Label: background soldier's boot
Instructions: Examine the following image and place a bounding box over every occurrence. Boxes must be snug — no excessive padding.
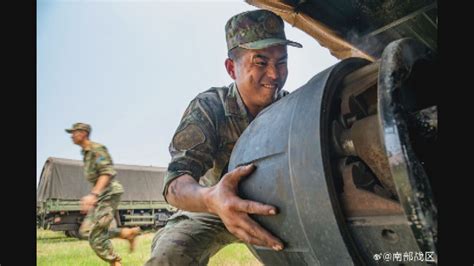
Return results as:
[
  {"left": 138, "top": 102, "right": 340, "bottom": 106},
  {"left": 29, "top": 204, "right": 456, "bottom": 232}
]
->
[{"left": 119, "top": 226, "right": 141, "bottom": 252}]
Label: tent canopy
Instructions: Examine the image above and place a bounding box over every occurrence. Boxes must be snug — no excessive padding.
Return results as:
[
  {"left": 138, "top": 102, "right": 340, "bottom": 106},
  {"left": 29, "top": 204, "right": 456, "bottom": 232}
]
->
[{"left": 37, "top": 157, "right": 167, "bottom": 203}]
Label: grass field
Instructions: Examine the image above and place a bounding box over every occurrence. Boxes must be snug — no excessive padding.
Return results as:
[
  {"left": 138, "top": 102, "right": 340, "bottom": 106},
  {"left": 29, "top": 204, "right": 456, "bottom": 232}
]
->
[{"left": 37, "top": 229, "right": 262, "bottom": 265}]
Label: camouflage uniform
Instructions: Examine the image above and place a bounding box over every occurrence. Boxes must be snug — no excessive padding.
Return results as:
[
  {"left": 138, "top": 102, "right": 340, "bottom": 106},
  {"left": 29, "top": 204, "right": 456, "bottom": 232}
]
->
[
  {"left": 145, "top": 9, "right": 301, "bottom": 266},
  {"left": 146, "top": 83, "right": 288, "bottom": 266},
  {"left": 78, "top": 140, "right": 124, "bottom": 263}
]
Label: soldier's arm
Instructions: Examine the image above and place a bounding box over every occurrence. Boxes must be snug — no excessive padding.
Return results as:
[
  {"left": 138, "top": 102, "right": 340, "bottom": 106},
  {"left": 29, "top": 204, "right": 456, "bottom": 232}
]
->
[
  {"left": 81, "top": 148, "right": 116, "bottom": 212},
  {"left": 91, "top": 174, "right": 112, "bottom": 195},
  {"left": 164, "top": 98, "right": 283, "bottom": 250},
  {"left": 80, "top": 175, "right": 110, "bottom": 213},
  {"left": 166, "top": 166, "right": 283, "bottom": 251},
  {"left": 91, "top": 147, "right": 116, "bottom": 195}
]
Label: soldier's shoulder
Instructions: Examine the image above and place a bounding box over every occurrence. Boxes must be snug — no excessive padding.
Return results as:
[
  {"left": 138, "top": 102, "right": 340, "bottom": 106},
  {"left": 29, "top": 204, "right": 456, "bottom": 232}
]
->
[
  {"left": 196, "top": 86, "right": 229, "bottom": 103},
  {"left": 188, "top": 86, "right": 230, "bottom": 114},
  {"left": 90, "top": 141, "right": 107, "bottom": 151}
]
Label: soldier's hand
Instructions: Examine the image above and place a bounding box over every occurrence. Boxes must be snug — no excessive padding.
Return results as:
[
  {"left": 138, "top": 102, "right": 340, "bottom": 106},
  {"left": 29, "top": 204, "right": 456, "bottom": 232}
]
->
[
  {"left": 205, "top": 164, "right": 284, "bottom": 251},
  {"left": 80, "top": 194, "right": 98, "bottom": 214}
]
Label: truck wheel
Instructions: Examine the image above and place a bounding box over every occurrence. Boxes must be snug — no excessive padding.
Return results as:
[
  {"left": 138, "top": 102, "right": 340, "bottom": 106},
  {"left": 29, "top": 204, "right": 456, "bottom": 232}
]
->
[{"left": 66, "top": 229, "right": 80, "bottom": 239}]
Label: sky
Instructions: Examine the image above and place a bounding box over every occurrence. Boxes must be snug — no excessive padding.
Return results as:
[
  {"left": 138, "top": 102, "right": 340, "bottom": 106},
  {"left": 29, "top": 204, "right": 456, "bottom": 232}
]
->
[{"left": 37, "top": 0, "right": 339, "bottom": 186}]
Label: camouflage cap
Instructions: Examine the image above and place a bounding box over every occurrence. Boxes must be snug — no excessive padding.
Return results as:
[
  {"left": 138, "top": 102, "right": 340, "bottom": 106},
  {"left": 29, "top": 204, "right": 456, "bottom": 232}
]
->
[
  {"left": 225, "top": 9, "right": 302, "bottom": 51},
  {"left": 65, "top": 122, "right": 91, "bottom": 134}
]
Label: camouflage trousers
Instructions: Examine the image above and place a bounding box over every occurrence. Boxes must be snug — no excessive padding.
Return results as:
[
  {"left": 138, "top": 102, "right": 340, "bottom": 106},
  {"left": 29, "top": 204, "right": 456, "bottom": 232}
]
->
[
  {"left": 79, "top": 193, "right": 123, "bottom": 263},
  {"left": 144, "top": 210, "right": 259, "bottom": 266}
]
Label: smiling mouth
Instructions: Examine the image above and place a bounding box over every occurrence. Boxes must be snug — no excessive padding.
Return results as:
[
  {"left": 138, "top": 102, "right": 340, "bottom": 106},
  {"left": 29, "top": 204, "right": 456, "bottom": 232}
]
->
[{"left": 262, "top": 84, "right": 278, "bottom": 90}]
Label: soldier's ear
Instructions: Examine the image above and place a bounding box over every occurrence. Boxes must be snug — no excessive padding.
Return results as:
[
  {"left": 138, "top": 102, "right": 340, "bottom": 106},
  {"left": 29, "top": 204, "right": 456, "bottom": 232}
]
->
[{"left": 225, "top": 58, "right": 236, "bottom": 80}]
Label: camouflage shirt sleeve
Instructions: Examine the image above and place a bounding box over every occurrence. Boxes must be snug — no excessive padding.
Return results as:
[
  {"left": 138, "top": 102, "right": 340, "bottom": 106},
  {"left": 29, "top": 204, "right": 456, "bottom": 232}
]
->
[
  {"left": 163, "top": 97, "right": 218, "bottom": 199},
  {"left": 93, "top": 146, "right": 117, "bottom": 177}
]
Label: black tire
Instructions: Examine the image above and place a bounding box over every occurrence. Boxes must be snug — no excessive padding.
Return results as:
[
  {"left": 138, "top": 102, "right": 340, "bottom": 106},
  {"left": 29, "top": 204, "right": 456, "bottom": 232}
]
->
[{"left": 66, "top": 229, "right": 81, "bottom": 239}]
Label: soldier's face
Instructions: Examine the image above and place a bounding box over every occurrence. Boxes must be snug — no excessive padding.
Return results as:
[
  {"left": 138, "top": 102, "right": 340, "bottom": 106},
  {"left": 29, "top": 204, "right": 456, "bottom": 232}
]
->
[
  {"left": 232, "top": 45, "right": 288, "bottom": 111},
  {"left": 71, "top": 130, "right": 87, "bottom": 145}
]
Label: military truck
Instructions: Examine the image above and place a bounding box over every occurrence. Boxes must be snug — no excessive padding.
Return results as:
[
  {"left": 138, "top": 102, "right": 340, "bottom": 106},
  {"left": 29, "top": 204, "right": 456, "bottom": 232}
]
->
[{"left": 37, "top": 157, "right": 175, "bottom": 238}]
